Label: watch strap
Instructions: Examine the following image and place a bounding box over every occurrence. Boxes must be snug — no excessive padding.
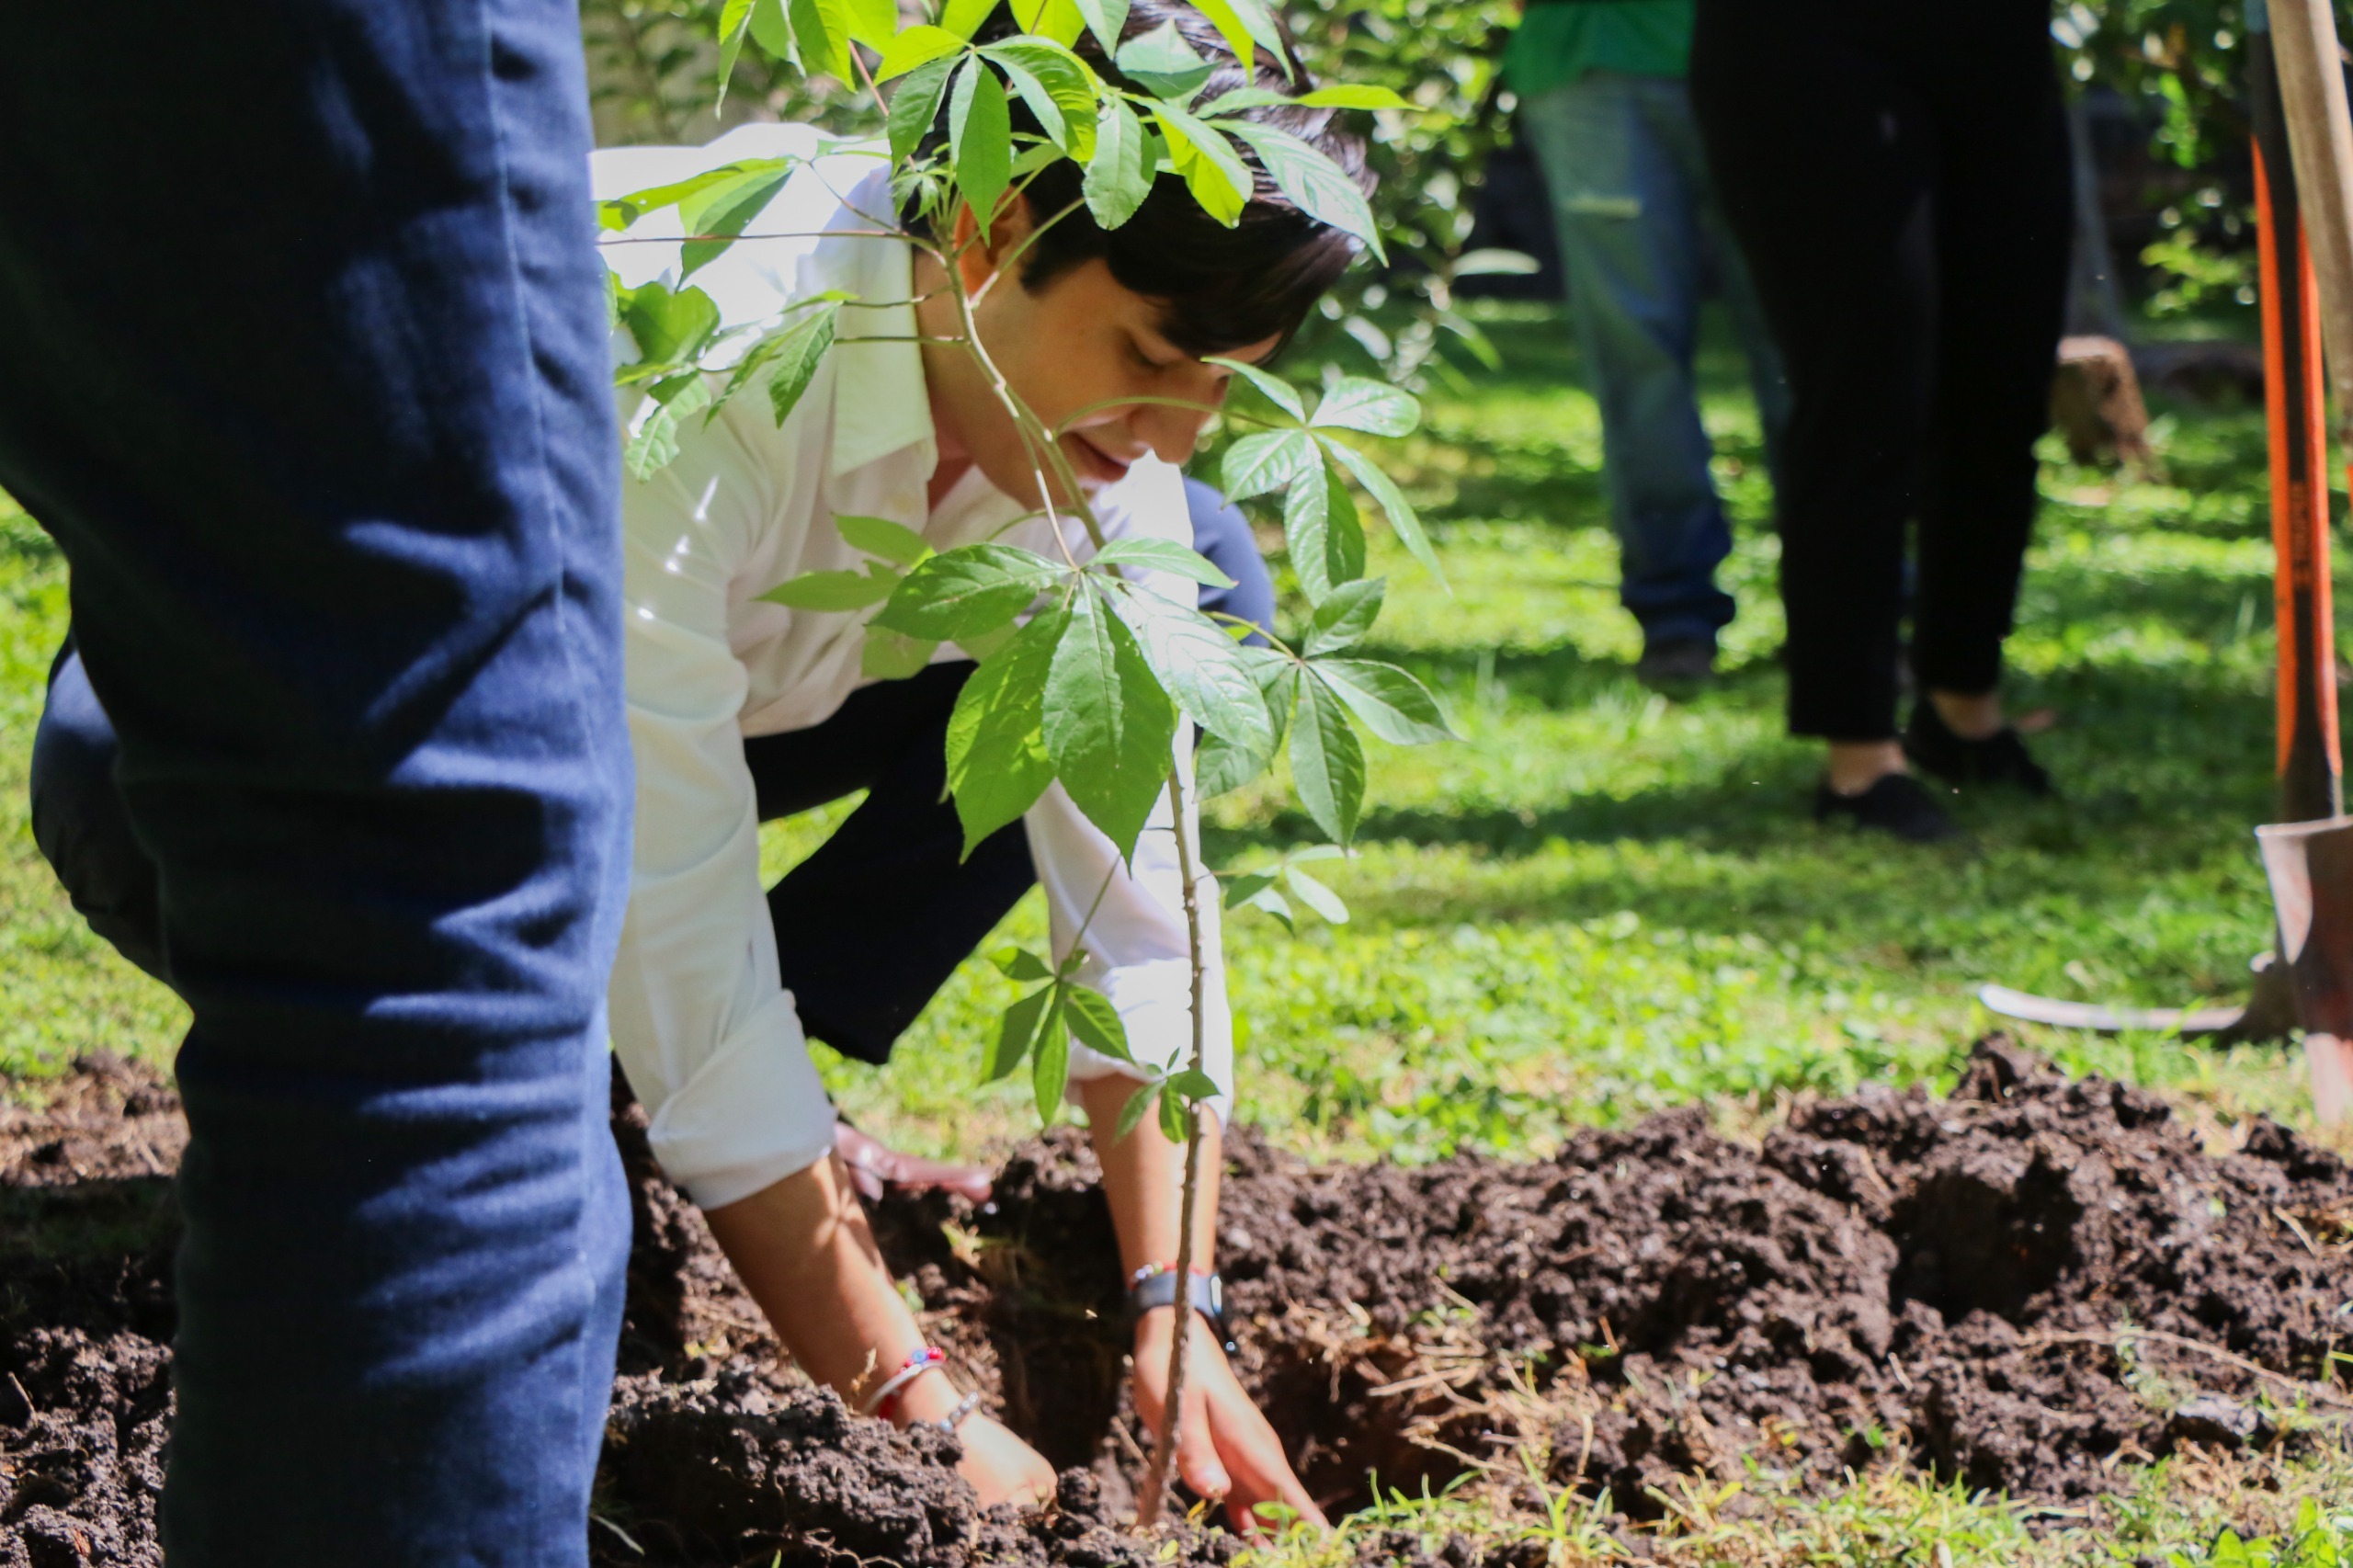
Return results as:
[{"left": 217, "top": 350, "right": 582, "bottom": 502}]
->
[{"left": 1127, "top": 1267, "right": 1236, "bottom": 1354}]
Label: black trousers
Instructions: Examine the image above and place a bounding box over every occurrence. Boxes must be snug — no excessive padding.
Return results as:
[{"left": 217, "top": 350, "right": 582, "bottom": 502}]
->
[
  {"left": 1689, "top": 0, "right": 2072, "bottom": 741},
  {"left": 32, "top": 477, "right": 1277, "bottom": 1071}
]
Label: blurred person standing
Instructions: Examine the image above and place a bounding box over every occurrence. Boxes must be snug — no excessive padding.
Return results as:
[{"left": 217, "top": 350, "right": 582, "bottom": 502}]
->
[
  {"left": 1506, "top": 0, "right": 1790, "bottom": 692},
  {"left": 0, "top": 1, "right": 632, "bottom": 1561},
  {"left": 1689, "top": 0, "right": 2070, "bottom": 841}
]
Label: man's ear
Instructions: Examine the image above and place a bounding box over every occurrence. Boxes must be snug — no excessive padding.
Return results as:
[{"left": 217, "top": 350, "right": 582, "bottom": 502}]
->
[{"left": 952, "top": 191, "right": 1035, "bottom": 294}]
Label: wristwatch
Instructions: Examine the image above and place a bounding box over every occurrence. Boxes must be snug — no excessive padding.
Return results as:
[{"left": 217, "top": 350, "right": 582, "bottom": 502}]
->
[{"left": 1126, "top": 1266, "right": 1237, "bottom": 1355}]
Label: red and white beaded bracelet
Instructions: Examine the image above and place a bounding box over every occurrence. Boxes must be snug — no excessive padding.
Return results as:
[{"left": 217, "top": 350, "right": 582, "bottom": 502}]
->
[{"left": 860, "top": 1345, "right": 946, "bottom": 1421}]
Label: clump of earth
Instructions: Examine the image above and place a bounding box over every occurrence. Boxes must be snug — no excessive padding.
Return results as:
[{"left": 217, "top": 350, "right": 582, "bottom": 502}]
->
[{"left": 6, "top": 1039, "right": 2350, "bottom": 1567}]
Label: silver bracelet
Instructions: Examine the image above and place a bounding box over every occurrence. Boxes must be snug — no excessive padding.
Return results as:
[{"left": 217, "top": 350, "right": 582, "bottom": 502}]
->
[{"left": 925, "top": 1390, "right": 983, "bottom": 1435}]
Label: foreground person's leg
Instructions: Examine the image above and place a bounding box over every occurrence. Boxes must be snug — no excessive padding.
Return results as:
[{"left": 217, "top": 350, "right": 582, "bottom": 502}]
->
[{"left": 0, "top": 2, "right": 631, "bottom": 1562}]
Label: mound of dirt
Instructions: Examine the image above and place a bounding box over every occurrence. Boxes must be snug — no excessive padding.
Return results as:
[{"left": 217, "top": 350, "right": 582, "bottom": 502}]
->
[
  {"left": 6, "top": 1039, "right": 2352, "bottom": 1567},
  {"left": 872, "top": 1036, "right": 2353, "bottom": 1514}
]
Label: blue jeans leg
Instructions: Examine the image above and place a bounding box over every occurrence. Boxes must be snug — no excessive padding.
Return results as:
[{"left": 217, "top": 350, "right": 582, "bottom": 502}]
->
[
  {"left": 0, "top": 2, "right": 631, "bottom": 1562},
  {"left": 1521, "top": 74, "right": 1743, "bottom": 650}
]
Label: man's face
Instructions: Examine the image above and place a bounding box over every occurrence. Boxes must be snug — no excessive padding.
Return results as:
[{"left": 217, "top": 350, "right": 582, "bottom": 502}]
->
[{"left": 929, "top": 203, "right": 1283, "bottom": 510}]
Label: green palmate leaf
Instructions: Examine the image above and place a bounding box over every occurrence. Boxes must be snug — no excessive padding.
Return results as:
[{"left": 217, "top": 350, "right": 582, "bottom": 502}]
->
[
  {"left": 716, "top": 0, "right": 757, "bottom": 108},
  {"left": 1282, "top": 455, "right": 1365, "bottom": 605},
  {"left": 1299, "top": 83, "right": 1407, "bottom": 109},
  {"left": 1304, "top": 575, "right": 1383, "bottom": 654},
  {"left": 758, "top": 565, "right": 899, "bottom": 609},
  {"left": 1195, "top": 729, "right": 1264, "bottom": 798},
  {"left": 1009, "top": 0, "right": 1086, "bottom": 45},
  {"left": 677, "top": 161, "right": 797, "bottom": 277},
  {"left": 1324, "top": 437, "right": 1445, "bottom": 587},
  {"left": 1194, "top": 656, "right": 1292, "bottom": 797},
  {"left": 1063, "top": 983, "right": 1132, "bottom": 1063},
  {"left": 988, "top": 983, "right": 1054, "bottom": 1080},
  {"left": 765, "top": 301, "right": 841, "bottom": 426},
  {"left": 944, "top": 602, "right": 1065, "bottom": 853},
  {"left": 949, "top": 61, "right": 1014, "bottom": 233},
  {"left": 1113, "top": 593, "right": 1275, "bottom": 756},
  {"left": 623, "top": 376, "right": 712, "bottom": 479},
  {"left": 983, "top": 40, "right": 1098, "bottom": 159},
  {"left": 1115, "top": 1078, "right": 1165, "bottom": 1142},
  {"left": 1092, "top": 538, "right": 1233, "bottom": 586},
  {"left": 873, "top": 541, "right": 1062, "bottom": 640},
  {"left": 1158, "top": 1082, "right": 1188, "bottom": 1142},
  {"left": 617, "top": 279, "right": 721, "bottom": 369},
  {"left": 1204, "top": 355, "right": 1304, "bottom": 423},
  {"left": 625, "top": 403, "right": 684, "bottom": 480},
  {"left": 1229, "top": 875, "right": 1294, "bottom": 930},
  {"left": 992, "top": 945, "right": 1055, "bottom": 982},
  {"left": 1310, "top": 375, "right": 1421, "bottom": 438},
  {"left": 942, "top": 0, "right": 998, "bottom": 38},
  {"left": 1043, "top": 587, "right": 1178, "bottom": 856},
  {"left": 1114, "top": 19, "right": 1212, "bottom": 99},
  {"left": 749, "top": 0, "right": 793, "bottom": 57},
  {"left": 1283, "top": 864, "right": 1347, "bottom": 923},
  {"left": 1152, "top": 104, "right": 1250, "bottom": 226},
  {"left": 1222, "top": 869, "right": 1277, "bottom": 905},
  {"left": 788, "top": 0, "right": 850, "bottom": 80},
  {"left": 1031, "top": 992, "right": 1070, "bottom": 1122},
  {"left": 1221, "top": 122, "right": 1383, "bottom": 262},
  {"left": 1188, "top": 0, "right": 1287, "bottom": 77},
  {"left": 835, "top": 514, "right": 931, "bottom": 564},
  {"left": 1069, "top": 0, "right": 1130, "bottom": 56},
  {"left": 878, "top": 23, "right": 966, "bottom": 80},
  {"left": 1084, "top": 97, "right": 1151, "bottom": 229},
  {"left": 888, "top": 53, "right": 959, "bottom": 161},
  {"left": 842, "top": 0, "right": 895, "bottom": 47},
  {"left": 1289, "top": 671, "right": 1365, "bottom": 845},
  {"left": 860, "top": 624, "right": 938, "bottom": 679},
  {"left": 1165, "top": 1069, "right": 1220, "bottom": 1101},
  {"left": 1312, "top": 658, "right": 1455, "bottom": 744},
  {"left": 1220, "top": 428, "right": 1315, "bottom": 499},
  {"left": 710, "top": 300, "right": 835, "bottom": 420}
]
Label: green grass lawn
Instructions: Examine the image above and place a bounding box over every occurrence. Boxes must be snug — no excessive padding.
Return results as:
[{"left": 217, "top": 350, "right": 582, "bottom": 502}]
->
[{"left": 5, "top": 301, "right": 2349, "bottom": 1552}]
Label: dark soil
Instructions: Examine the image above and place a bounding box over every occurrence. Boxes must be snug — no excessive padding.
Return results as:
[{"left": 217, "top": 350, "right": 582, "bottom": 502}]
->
[{"left": 7, "top": 1038, "right": 2353, "bottom": 1566}]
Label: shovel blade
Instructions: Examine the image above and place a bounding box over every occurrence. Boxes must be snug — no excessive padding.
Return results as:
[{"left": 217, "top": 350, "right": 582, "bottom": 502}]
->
[{"left": 2254, "top": 814, "right": 2353, "bottom": 1036}]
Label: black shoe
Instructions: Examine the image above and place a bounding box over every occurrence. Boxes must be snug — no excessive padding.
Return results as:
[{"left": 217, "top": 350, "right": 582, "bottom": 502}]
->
[
  {"left": 1635, "top": 636, "right": 1716, "bottom": 695},
  {"left": 1813, "top": 773, "right": 1964, "bottom": 843},
  {"left": 1903, "top": 701, "right": 2054, "bottom": 796}
]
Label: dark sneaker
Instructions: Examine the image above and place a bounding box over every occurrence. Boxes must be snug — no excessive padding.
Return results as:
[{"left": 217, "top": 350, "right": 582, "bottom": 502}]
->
[
  {"left": 1813, "top": 773, "right": 1964, "bottom": 843},
  {"left": 1635, "top": 637, "right": 1716, "bottom": 695},
  {"left": 1903, "top": 701, "right": 2054, "bottom": 797}
]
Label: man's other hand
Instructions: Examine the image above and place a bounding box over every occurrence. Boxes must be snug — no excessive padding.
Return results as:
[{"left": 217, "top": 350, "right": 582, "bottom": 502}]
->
[
  {"left": 834, "top": 1119, "right": 993, "bottom": 1204},
  {"left": 1130, "top": 1311, "right": 1326, "bottom": 1536}
]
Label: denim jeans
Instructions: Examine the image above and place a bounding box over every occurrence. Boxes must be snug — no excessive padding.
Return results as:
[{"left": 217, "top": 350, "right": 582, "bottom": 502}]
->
[
  {"left": 0, "top": 2, "right": 631, "bottom": 1562},
  {"left": 1518, "top": 73, "right": 1791, "bottom": 651}
]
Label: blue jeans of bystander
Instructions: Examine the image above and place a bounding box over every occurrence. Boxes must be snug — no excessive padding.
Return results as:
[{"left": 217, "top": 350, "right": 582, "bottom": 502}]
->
[
  {"left": 1518, "top": 73, "right": 1791, "bottom": 652},
  {"left": 0, "top": 1, "right": 632, "bottom": 1562}
]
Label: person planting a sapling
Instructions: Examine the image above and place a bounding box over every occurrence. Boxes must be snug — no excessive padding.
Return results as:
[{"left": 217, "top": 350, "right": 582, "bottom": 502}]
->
[{"left": 596, "top": 1, "right": 1362, "bottom": 1529}]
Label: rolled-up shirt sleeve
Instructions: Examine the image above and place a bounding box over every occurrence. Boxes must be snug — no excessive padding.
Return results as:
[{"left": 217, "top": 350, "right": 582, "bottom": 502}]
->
[{"left": 607, "top": 411, "right": 837, "bottom": 1210}]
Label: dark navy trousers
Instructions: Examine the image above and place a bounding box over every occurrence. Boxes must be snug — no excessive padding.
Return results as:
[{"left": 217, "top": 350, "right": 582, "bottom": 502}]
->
[
  {"left": 2, "top": 2, "right": 632, "bottom": 1562},
  {"left": 37, "top": 481, "right": 1273, "bottom": 1078}
]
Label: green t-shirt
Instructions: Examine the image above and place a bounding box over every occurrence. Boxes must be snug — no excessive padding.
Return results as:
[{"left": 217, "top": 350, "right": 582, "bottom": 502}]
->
[{"left": 1501, "top": 0, "right": 1695, "bottom": 99}]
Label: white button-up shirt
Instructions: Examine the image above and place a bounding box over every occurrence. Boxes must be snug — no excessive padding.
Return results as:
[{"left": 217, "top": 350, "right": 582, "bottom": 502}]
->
[{"left": 596, "top": 128, "right": 1233, "bottom": 1209}]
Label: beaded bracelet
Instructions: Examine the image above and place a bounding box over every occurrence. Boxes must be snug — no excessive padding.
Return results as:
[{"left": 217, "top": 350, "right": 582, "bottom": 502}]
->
[{"left": 861, "top": 1345, "right": 946, "bottom": 1420}]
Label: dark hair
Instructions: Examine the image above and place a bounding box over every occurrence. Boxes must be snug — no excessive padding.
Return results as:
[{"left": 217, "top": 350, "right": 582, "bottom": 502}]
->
[{"left": 943, "top": 0, "right": 1371, "bottom": 356}]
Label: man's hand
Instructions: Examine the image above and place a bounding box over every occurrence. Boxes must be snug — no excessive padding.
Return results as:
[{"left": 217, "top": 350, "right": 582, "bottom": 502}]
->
[
  {"left": 1130, "top": 1311, "right": 1325, "bottom": 1536},
  {"left": 833, "top": 1119, "right": 993, "bottom": 1203},
  {"left": 949, "top": 1411, "right": 1058, "bottom": 1509}
]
